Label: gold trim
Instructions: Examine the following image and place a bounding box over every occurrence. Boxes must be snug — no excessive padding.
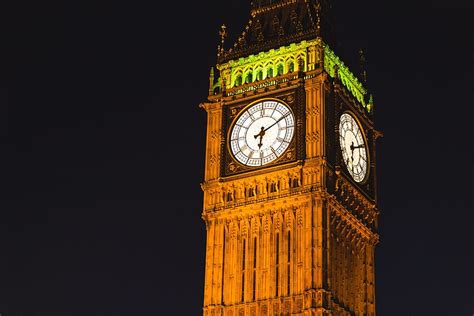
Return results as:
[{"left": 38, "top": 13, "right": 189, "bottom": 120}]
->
[
  {"left": 339, "top": 111, "right": 370, "bottom": 184},
  {"left": 226, "top": 97, "right": 296, "bottom": 170}
]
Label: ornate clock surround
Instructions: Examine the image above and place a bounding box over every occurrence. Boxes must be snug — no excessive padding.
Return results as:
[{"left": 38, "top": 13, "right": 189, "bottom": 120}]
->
[
  {"left": 221, "top": 87, "right": 306, "bottom": 177},
  {"left": 333, "top": 88, "right": 376, "bottom": 200}
]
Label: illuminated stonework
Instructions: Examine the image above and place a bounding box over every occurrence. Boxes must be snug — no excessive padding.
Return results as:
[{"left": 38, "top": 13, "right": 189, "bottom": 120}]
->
[
  {"left": 201, "top": 1, "right": 380, "bottom": 315},
  {"left": 323, "top": 46, "right": 368, "bottom": 108},
  {"left": 212, "top": 40, "right": 370, "bottom": 113}
]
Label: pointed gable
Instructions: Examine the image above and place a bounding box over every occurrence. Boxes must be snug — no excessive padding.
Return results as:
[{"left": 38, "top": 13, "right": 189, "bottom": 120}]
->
[{"left": 218, "top": 0, "right": 334, "bottom": 63}]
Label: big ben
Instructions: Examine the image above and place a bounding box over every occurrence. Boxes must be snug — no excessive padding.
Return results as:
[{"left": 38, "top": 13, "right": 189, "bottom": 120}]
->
[{"left": 200, "top": 1, "right": 380, "bottom": 315}]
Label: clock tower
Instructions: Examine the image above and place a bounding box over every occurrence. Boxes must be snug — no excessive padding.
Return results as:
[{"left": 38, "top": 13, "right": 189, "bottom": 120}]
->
[{"left": 200, "top": 1, "right": 380, "bottom": 315}]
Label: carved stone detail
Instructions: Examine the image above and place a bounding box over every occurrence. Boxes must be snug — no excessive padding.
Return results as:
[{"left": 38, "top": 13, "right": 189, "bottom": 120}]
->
[
  {"left": 305, "top": 131, "right": 320, "bottom": 143},
  {"left": 306, "top": 104, "right": 320, "bottom": 118}
]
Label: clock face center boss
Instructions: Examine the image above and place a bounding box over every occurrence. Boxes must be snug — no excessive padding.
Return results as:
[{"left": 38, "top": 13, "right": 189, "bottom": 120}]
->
[{"left": 229, "top": 99, "right": 295, "bottom": 167}]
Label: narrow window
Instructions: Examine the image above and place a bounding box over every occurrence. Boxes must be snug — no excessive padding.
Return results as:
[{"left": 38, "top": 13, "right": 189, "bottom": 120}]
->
[
  {"left": 248, "top": 187, "right": 255, "bottom": 198},
  {"left": 291, "top": 178, "right": 299, "bottom": 188},
  {"left": 267, "top": 67, "right": 274, "bottom": 78},
  {"left": 277, "top": 64, "right": 284, "bottom": 76},
  {"left": 275, "top": 232, "right": 279, "bottom": 297},
  {"left": 242, "top": 239, "right": 246, "bottom": 302},
  {"left": 288, "top": 62, "right": 295, "bottom": 73},
  {"left": 256, "top": 70, "right": 263, "bottom": 81},
  {"left": 287, "top": 231, "right": 291, "bottom": 295},
  {"left": 252, "top": 237, "right": 257, "bottom": 301},
  {"left": 270, "top": 182, "right": 277, "bottom": 193},
  {"left": 245, "top": 72, "right": 252, "bottom": 84},
  {"left": 235, "top": 75, "right": 242, "bottom": 86}
]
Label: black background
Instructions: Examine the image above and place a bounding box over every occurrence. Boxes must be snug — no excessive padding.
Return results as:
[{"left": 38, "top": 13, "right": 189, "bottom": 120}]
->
[{"left": 0, "top": 0, "right": 472, "bottom": 315}]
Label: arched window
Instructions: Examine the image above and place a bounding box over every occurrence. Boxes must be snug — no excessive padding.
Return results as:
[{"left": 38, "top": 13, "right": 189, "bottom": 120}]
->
[
  {"left": 290, "top": 177, "right": 299, "bottom": 188},
  {"left": 256, "top": 70, "right": 263, "bottom": 81},
  {"left": 288, "top": 61, "right": 295, "bottom": 73},
  {"left": 277, "top": 64, "right": 284, "bottom": 76},
  {"left": 245, "top": 72, "right": 253, "bottom": 84},
  {"left": 269, "top": 182, "right": 277, "bottom": 193},
  {"left": 235, "top": 74, "right": 242, "bottom": 86},
  {"left": 267, "top": 67, "right": 274, "bottom": 78},
  {"left": 248, "top": 186, "right": 255, "bottom": 198}
]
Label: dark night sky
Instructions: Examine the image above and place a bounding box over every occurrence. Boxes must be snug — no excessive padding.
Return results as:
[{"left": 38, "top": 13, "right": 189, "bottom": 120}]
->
[{"left": 0, "top": 0, "right": 472, "bottom": 315}]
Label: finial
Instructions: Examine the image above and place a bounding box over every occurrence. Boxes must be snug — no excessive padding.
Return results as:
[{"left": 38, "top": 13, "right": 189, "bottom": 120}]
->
[
  {"left": 315, "top": 0, "right": 321, "bottom": 37},
  {"left": 219, "top": 24, "right": 227, "bottom": 55},
  {"left": 359, "top": 48, "right": 367, "bottom": 84},
  {"left": 367, "top": 94, "right": 374, "bottom": 113},
  {"left": 209, "top": 67, "right": 215, "bottom": 95}
]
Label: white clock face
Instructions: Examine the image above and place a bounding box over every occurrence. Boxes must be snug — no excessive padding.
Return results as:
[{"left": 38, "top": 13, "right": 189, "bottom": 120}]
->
[
  {"left": 229, "top": 100, "right": 295, "bottom": 167},
  {"left": 339, "top": 113, "right": 368, "bottom": 183}
]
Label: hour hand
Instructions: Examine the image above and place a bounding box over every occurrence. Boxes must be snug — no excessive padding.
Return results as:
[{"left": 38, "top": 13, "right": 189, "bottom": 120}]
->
[
  {"left": 353, "top": 144, "right": 365, "bottom": 149},
  {"left": 350, "top": 142, "right": 364, "bottom": 151},
  {"left": 254, "top": 127, "right": 265, "bottom": 148},
  {"left": 254, "top": 126, "right": 265, "bottom": 139}
]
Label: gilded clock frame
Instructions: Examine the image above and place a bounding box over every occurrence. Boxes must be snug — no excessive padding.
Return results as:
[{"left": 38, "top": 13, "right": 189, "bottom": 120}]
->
[
  {"left": 227, "top": 97, "right": 296, "bottom": 168},
  {"left": 339, "top": 110, "right": 371, "bottom": 185},
  {"left": 221, "top": 90, "right": 304, "bottom": 177}
]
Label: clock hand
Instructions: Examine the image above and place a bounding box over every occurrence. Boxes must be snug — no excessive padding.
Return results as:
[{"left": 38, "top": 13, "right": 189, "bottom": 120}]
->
[
  {"left": 350, "top": 142, "right": 355, "bottom": 161},
  {"left": 350, "top": 143, "right": 365, "bottom": 151},
  {"left": 262, "top": 112, "right": 290, "bottom": 133},
  {"left": 252, "top": 112, "right": 290, "bottom": 148},
  {"left": 254, "top": 126, "right": 265, "bottom": 149}
]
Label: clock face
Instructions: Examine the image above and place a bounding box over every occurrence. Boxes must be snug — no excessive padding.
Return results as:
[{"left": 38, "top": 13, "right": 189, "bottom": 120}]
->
[
  {"left": 339, "top": 113, "right": 368, "bottom": 183},
  {"left": 229, "top": 100, "right": 295, "bottom": 167}
]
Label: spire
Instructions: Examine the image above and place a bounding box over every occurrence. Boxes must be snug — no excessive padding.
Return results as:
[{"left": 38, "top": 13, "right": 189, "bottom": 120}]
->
[
  {"left": 218, "top": 0, "right": 335, "bottom": 63},
  {"left": 217, "top": 24, "right": 227, "bottom": 58},
  {"left": 208, "top": 67, "right": 215, "bottom": 95},
  {"left": 367, "top": 94, "right": 374, "bottom": 114},
  {"left": 315, "top": 0, "right": 321, "bottom": 38},
  {"left": 359, "top": 48, "right": 367, "bottom": 84}
]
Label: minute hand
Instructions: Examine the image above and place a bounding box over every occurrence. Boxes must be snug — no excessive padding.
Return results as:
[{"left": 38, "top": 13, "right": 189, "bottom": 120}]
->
[{"left": 263, "top": 113, "right": 290, "bottom": 133}]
